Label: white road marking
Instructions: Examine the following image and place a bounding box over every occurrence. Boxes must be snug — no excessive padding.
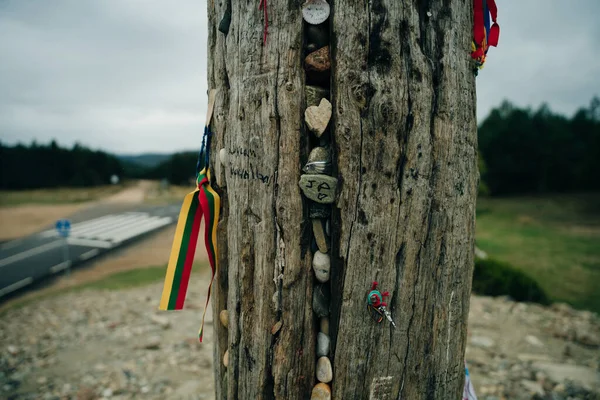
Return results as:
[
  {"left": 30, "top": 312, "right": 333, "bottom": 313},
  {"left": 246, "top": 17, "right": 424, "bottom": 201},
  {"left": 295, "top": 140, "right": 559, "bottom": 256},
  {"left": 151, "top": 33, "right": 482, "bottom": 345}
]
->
[
  {"left": 67, "top": 238, "right": 113, "bottom": 249},
  {"left": 79, "top": 249, "right": 100, "bottom": 261},
  {"left": 0, "top": 238, "right": 24, "bottom": 251},
  {"left": 49, "top": 261, "right": 72, "bottom": 273},
  {"left": 0, "top": 277, "right": 33, "bottom": 297},
  {"left": 0, "top": 241, "right": 63, "bottom": 268}
]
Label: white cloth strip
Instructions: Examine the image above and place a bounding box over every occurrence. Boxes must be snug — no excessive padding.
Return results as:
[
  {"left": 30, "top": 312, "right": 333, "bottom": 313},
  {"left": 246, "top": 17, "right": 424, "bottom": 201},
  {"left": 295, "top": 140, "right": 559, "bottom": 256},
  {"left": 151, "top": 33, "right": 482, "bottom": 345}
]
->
[
  {"left": 68, "top": 215, "right": 122, "bottom": 236},
  {"left": 110, "top": 217, "right": 173, "bottom": 244},
  {"left": 73, "top": 212, "right": 148, "bottom": 235},
  {"left": 81, "top": 215, "right": 148, "bottom": 240},
  {"left": 92, "top": 215, "right": 160, "bottom": 241}
]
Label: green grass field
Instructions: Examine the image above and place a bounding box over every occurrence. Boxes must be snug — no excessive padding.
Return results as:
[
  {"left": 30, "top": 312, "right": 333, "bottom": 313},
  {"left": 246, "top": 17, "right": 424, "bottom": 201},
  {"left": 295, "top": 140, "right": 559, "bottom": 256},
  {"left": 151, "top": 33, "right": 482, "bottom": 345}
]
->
[
  {"left": 0, "top": 184, "right": 129, "bottom": 206},
  {"left": 476, "top": 193, "right": 600, "bottom": 313}
]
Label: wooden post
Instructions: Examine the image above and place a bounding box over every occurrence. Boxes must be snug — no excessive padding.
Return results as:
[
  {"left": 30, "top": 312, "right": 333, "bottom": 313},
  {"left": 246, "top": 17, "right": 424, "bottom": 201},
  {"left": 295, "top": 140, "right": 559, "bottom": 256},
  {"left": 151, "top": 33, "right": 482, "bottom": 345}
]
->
[{"left": 208, "top": 0, "right": 478, "bottom": 398}]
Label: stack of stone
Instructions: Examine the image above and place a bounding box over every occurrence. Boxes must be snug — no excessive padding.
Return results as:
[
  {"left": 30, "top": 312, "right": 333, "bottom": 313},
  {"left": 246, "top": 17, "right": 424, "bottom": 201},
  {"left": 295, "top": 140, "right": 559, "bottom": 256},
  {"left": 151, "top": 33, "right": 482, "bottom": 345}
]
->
[{"left": 298, "top": 1, "right": 335, "bottom": 399}]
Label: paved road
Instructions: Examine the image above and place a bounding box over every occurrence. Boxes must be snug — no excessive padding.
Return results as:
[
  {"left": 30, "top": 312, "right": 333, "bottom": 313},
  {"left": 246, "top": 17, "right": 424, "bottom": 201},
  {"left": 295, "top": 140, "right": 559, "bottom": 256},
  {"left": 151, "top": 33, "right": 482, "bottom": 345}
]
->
[{"left": 0, "top": 203, "right": 182, "bottom": 299}]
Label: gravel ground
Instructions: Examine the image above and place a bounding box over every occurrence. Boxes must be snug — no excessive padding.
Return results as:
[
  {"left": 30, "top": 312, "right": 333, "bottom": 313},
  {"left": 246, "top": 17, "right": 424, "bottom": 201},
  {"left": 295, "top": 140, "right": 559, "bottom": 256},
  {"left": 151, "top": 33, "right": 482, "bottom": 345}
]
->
[{"left": 0, "top": 278, "right": 598, "bottom": 400}]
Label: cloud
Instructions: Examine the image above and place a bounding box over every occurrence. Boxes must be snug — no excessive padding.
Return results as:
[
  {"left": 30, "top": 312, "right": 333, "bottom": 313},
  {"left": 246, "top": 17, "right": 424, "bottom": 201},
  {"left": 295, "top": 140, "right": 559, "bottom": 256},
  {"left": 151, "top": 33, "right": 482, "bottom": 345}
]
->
[
  {"left": 0, "top": 0, "right": 598, "bottom": 153},
  {"left": 0, "top": 0, "right": 208, "bottom": 153},
  {"left": 476, "top": 0, "right": 600, "bottom": 119}
]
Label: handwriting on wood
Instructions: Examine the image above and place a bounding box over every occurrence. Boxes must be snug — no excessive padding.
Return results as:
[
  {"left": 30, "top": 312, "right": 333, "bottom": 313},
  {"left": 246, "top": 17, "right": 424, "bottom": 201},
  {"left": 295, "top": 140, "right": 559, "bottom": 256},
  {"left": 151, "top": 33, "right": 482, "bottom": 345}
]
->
[
  {"left": 228, "top": 146, "right": 257, "bottom": 158},
  {"left": 230, "top": 164, "right": 272, "bottom": 186},
  {"left": 227, "top": 145, "right": 272, "bottom": 186}
]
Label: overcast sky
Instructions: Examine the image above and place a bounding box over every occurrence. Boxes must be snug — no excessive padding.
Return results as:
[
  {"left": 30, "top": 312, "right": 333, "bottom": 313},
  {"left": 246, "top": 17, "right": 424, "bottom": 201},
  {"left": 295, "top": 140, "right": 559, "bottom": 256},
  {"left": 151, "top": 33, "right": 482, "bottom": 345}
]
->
[{"left": 0, "top": 0, "right": 598, "bottom": 154}]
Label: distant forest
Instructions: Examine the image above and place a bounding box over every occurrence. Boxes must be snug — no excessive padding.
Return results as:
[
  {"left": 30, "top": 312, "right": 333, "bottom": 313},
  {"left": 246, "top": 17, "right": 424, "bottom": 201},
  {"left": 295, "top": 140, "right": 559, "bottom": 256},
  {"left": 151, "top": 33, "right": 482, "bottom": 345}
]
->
[
  {"left": 0, "top": 141, "right": 198, "bottom": 189},
  {"left": 478, "top": 97, "right": 600, "bottom": 195},
  {"left": 1, "top": 97, "right": 599, "bottom": 195}
]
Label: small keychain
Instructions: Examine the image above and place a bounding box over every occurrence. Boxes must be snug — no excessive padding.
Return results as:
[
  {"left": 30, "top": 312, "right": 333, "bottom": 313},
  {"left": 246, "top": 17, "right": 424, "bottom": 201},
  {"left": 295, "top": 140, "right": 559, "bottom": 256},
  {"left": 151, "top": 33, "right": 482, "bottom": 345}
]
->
[{"left": 367, "top": 281, "right": 396, "bottom": 328}]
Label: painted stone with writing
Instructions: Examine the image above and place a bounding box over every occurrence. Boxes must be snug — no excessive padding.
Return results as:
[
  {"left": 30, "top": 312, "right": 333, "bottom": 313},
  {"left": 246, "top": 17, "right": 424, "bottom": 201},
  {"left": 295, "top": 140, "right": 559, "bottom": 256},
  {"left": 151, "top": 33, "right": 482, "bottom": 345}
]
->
[
  {"left": 312, "top": 250, "right": 330, "bottom": 282},
  {"left": 303, "top": 146, "right": 331, "bottom": 175},
  {"left": 305, "top": 46, "right": 331, "bottom": 73},
  {"left": 309, "top": 202, "right": 331, "bottom": 219},
  {"left": 311, "top": 383, "right": 331, "bottom": 400},
  {"left": 317, "top": 332, "right": 330, "bottom": 357},
  {"left": 313, "top": 283, "right": 330, "bottom": 317},
  {"left": 316, "top": 356, "right": 333, "bottom": 383},
  {"left": 306, "top": 85, "right": 329, "bottom": 108},
  {"left": 302, "top": 0, "right": 330, "bottom": 25},
  {"left": 299, "top": 174, "right": 337, "bottom": 204},
  {"left": 312, "top": 219, "right": 328, "bottom": 253},
  {"left": 305, "top": 99, "right": 332, "bottom": 138}
]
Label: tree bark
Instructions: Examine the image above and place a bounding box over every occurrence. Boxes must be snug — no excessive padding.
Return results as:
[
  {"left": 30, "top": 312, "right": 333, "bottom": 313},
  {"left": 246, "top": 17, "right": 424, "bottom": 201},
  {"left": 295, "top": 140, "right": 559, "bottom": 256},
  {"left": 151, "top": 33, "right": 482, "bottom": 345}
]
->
[{"left": 208, "top": 0, "right": 478, "bottom": 399}]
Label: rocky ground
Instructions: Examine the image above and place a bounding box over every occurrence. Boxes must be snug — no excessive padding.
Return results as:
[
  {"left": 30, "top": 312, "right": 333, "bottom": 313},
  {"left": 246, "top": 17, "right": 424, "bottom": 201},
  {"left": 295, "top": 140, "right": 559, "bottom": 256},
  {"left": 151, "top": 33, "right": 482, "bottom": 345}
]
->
[
  {"left": 1, "top": 277, "right": 598, "bottom": 400},
  {"left": 466, "top": 296, "right": 599, "bottom": 399}
]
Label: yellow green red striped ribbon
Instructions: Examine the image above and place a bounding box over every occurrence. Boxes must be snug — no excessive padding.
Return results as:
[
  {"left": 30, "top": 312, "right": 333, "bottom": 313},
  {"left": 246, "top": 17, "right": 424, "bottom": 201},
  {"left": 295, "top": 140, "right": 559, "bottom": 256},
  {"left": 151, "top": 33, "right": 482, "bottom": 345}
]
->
[{"left": 159, "top": 162, "right": 220, "bottom": 342}]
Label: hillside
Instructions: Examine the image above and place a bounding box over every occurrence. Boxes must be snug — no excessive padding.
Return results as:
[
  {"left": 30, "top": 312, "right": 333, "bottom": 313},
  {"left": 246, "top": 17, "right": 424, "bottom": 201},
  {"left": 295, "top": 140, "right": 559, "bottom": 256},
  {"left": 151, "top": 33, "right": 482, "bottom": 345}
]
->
[{"left": 116, "top": 154, "right": 172, "bottom": 169}]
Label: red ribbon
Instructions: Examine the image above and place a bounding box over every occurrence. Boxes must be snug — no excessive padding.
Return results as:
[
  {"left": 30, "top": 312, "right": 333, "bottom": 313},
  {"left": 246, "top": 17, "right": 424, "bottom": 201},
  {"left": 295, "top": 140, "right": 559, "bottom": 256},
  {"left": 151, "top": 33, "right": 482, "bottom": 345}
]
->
[
  {"left": 486, "top": 0, "right": 499, "bottom": 47},
  {"left": 259, "top": 0, "right": 268, "bottom": 44}
]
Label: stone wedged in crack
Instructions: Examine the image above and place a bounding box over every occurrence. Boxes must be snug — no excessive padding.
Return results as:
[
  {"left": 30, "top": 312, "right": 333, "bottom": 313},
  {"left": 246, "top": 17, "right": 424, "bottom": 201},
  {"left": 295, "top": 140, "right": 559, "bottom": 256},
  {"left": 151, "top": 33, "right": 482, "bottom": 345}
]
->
[
  {"left": 219, "top": 148, "right": 228, "bottom": 166},
  {"left": 309, "top": 202, "right": 331, "bottom": 219},
  {"left": 305, "top": 99, "right": 332, "bottom": 138},
  {"left": 312, "top": 219, "right": 328, "bottom": 253},
  {"left": 303, "top": 147, "right": 331, "bottom": 175},
  {"left": 316, "top": 356, "right": 333, "bottom": 383},
  {"left": 320, "top": 317, "right": 329, "bottom": 335},
  {"left": 311, "top": 383, "right": 331, "bottom": 400},
  {"left": 312, "top": 250, "right": 330, "bottom": 282},
  {"left": 317, "top": 332, "right": 330, "bottom": 357},
  {"left": 219, "top": 310, "right": 228, "bottom": 328},
  {"left": 299, "top": 174, "right": 338, "bottom": 204},
  {"left": 313, "top": 283, "right": 331, "bottom": 317},
  {"left": 305, "top": 46, "right": 331, "bottom": 72},
  {"left": 223, "top": 349, "right": 229, "bottom": 368}
]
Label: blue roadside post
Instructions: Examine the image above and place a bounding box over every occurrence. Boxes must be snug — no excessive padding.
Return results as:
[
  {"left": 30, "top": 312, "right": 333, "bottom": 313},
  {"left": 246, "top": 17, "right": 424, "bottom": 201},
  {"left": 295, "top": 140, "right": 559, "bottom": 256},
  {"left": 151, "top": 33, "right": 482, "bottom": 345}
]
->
[{"left": 55, "top": 219, "right": 71, "bottom": 276}]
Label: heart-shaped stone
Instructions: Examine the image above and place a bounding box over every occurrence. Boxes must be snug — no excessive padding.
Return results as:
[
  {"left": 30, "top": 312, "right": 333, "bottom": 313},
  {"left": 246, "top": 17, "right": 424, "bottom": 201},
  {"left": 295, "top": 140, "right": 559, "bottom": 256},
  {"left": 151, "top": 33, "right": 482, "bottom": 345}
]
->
[{"left": 305, "top": 98, "right": 332, "bottom": 137}]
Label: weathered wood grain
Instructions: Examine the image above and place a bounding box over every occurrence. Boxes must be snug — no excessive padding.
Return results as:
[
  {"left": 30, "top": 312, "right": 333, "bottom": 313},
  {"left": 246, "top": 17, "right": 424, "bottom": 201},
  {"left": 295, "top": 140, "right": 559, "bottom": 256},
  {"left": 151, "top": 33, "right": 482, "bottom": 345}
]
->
[
  {"left": 208, "top": 0, "right": 477, "bottom": 399},
  {"left": 330, "top": 0, "right": 477, "bottom": 399},
  {"left": 208, "top": 0, "right": 316, "bottom": 399}
]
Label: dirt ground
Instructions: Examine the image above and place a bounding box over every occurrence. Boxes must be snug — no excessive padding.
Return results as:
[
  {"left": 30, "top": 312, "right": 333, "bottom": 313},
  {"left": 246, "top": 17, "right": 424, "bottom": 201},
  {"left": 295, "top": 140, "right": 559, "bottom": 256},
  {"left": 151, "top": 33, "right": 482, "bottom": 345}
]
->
[
  {"left": 0, "top": 181, "right": 157, "bottom": 241},
  {"left": 0, "top": 204, "right": 89, "bottom": 241}
]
